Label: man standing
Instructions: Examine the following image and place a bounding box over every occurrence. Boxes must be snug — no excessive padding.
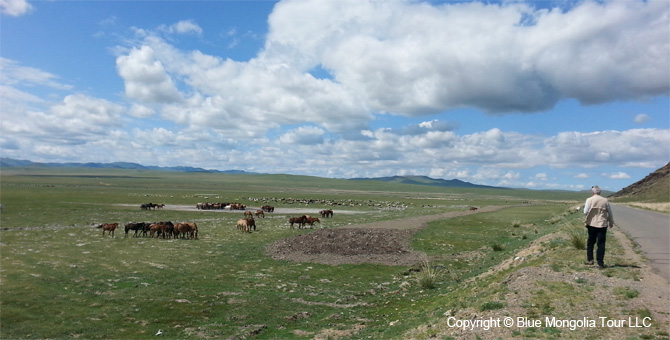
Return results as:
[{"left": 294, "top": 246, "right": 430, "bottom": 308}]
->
[{"left": 583, "top": 185, "right": 615, "bottom": 268}]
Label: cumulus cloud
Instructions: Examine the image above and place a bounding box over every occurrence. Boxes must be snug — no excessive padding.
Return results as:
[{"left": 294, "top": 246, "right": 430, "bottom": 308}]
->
[
  {"left": 112, "top": 0, "right": 667, "bottom": 136},
  {"left": 0, "top": 0, "right": 32, "bottom": 16},
  {"left": 264, "top": 0, "right": 668, "bottom": 115},
  {"left": 161, "top": 20, "right": 203, "bottom": 35},
  {"left": 279, "top": 126, "right": 325, "bottom": 145},
  {"left": 603, "top": 172, "right": 631, "bottom": 179},
  {"left": 634, "top": 114, "right": 650, "bottom": 124},
  {"left": 116, "top": 46, "right": 183, "bottom": 103}
]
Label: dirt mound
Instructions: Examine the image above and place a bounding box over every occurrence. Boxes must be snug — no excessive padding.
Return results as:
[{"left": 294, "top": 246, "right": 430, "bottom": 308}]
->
[
  {"left": 266, "top": 206, "right": 507, "bottom": 266},
  {"left": 266, "top": 228, "right": 425, "bottom": 266}
]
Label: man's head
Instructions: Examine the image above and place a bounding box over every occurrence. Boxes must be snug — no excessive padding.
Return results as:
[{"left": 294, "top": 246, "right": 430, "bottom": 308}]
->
[{"left": 591, "top": 185, "right": 601, "bottom": 195}]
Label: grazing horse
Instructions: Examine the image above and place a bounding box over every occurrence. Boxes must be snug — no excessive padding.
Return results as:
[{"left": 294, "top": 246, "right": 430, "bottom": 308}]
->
[
  {"left": 289, "top": 216, "right": 307, "bottom": 229},
  {"left": 319, "top": 209, "right": 333, "bottom": 218},
  {"left": 469, "top": 206, "right": 478, "bottom": 211},
  {"left": 304, "top": 217, "right": 320, "bottom": 227},
  {"left": 261, "top": 205, "right": 275, "bottom": 212},
  {"left": 97, "top": 223, "right": 118, "bottom": 237},
  {"left": 255, "top": 210, "right": 265, "bottom": 218},
  {"left": 124, "top": 222, "right": 148, "bottom": 238},
  {"left": 175, "top": 222, "right": 198, "bottom": 239},
  {"left": 244, "top": 210, "right": 253, "bottom": 218},
  {"left": 236, "top": 218, "right": 255, "bottom": 233},
  {"left": 149, "top": 222, "right": 174, "bottom": 238}
]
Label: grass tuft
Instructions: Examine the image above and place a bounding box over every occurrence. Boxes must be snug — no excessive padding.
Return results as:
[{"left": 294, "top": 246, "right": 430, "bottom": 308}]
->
[{"left": 417, "top": 257, "right": 442, "bottom": 289}]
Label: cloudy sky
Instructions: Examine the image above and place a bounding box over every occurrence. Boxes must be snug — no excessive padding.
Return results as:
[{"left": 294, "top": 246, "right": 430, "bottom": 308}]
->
[{"left": 1, "top": 0, "right": 668, "bottom": 191}]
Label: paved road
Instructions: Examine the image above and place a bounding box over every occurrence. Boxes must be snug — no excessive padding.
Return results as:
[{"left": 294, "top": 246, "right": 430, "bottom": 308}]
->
[{"left": 611, "top": 204, "right": 670, "bottom": 282}]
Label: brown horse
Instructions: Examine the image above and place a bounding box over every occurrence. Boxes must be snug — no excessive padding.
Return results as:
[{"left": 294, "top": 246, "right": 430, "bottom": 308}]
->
[
  {"left": 289, "top": 216, "right": 307, "bottom": 229},
  {"left": 175, "top": 222, "right": 198, "bottom": 239},
  {"left": 469, "top": 206, "right": 478, "bottom": 211},
  {"left": 149, "top": 223, "right": 173, "bottom": 238},
  {"left": 97, "top": 223, "right": 118, "bottom": 237},
  {"left": 255, "top": 210, "right": 265, "bottom": 218},
  {"left": 319, "top": 209, "right": 333, "bottom": 218},
  {"left": 304, "top": 217, "right": 320, "bottom": 227},
  {"left": 236, "top": 218, "right": 255, "bottom": 233}
]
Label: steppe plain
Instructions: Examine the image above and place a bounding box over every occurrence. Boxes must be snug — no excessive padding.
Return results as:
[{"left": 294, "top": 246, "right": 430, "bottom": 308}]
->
[{"left": 1, "top": 167, "right": 668, "bottom": 339}]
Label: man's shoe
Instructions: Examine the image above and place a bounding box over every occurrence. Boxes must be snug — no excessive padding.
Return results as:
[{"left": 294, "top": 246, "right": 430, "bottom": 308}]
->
[
  {"left": 584, "top": 261, "right": 594, "bottom": 265},
  {"left": 598, "top": 264, "right": 607, "bottom": 268}
]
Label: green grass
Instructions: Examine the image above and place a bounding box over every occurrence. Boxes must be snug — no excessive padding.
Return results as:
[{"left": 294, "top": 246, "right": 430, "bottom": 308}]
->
[{"left": 0, "top": 167, "right": 589, "bottom": 339}]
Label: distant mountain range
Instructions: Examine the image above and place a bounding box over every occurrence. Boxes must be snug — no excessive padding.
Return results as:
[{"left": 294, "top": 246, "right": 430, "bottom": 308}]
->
[
  {"left": 2, "top": 158, "right": 502, "bottom": 189},
  {"left": 0, "top": 158, "right": 253, "bottom": 174},
  {"left": 350, "top": 175, "right": 506, "bottom": 189}
]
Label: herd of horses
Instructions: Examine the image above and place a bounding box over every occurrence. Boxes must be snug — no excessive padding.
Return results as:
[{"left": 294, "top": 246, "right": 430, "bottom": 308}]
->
[
  {"left": 196, "top": 202, "right": 249, "bottom": 210},
  {"left": 96, "top": 221, "right": 198, "bottom": 239},
  {"left": 140, "top": 203, "right": 165, "bottom": 210},
  {"left": 96, "top": 207, "right": 335, "bottom": 237}
]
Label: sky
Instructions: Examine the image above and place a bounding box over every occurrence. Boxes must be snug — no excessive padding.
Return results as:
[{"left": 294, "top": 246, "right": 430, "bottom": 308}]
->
[{"left": 1, "top": 0, "right": 668, "bottom": 191}]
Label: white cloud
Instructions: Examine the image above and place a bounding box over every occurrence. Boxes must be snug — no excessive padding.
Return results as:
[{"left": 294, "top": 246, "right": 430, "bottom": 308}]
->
[
  {"left": 279, "top": 126, "right": 325, "bottom": 145},
  {"left": 264, "top": 0, "right": 668, "bottom": 115},
  {"left": 575, "top": 173, "right": 589, "bottom": 179},
  {"left": 128, "top": 104, "right": 155, "bottom": 118},
  {"left": 0, "top": 58, "right": 72, "bottom": 90},
  {"left": 166, "top": 20, "right": 203, "bottom": 35},
  {"left": 603, "top": 172, "right": 631, "bottom": 179},
  {"left": 116, "top": 46, "right": 183, "bottom": 104},
  {"left": 634, "top": 114, "right": 650, "bottom": 124},
  {"left": 0, "top": 0, "right": 32, "bottom": 16}
]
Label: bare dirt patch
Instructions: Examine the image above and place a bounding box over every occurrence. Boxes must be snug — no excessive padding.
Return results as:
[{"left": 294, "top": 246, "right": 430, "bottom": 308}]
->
[{"left": 266, "top": 206, "right": 507, "bottom": 266}]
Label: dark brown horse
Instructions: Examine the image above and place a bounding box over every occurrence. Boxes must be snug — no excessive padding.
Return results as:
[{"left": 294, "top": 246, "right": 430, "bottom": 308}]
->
[
  {"left": 124, "top": 222, "right": 149, "bottom": 238},
  {"left": 319, "top": 209, "right": 333, "bottom": 218},
  {"left": 97, "top": 223, "right": 118, "bottom": 237},
  {"left": 289, "top": 216, "right": 307, "bottom": 229}
]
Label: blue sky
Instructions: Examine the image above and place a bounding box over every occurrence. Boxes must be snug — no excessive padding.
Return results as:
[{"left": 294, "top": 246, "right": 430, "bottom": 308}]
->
[{"left": 1, "top": 0, "right": 668, "bottom": 191}]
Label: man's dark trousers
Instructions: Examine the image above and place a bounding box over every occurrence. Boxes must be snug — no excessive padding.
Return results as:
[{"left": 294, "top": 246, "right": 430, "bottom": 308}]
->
[{"left": 586, "top": 226, "right": 607, "bottom": 266}]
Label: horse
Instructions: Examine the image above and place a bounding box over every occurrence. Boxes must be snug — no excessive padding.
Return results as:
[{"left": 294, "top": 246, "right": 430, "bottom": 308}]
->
[
  {"left": 149, "top": 222, "right": 173, "bottom": 238},
  {"left": 319, "top": 209, "right": 333, "bottom": 218},
  {"left": 124, "top": 222, "right": 148, "bottom": 238},
  {"left": 289, "top": 216, "right": 307, "bottom": 229},
  {"left": 261, "top": 205, "right": 275, "bottom": 212},
  {"left": 255, "top": 210, "right": 265, "bottom": 218},
  {"left": 175, "top": 222, "right": 198, "bottom": 239},
  {"left": 304, "top": 217, "right": 320, "bottom": 227},
  {"left": 244, "top": 211, "right": 253, "bottom": 218},
  {"left": 236, "top": 218, "right": 255, "bottom": 233},
  {"left": 469, "top": 206, "right": 478, "bottom": 211},
  {"left": 97, "top": 223, "right": 118, "bottom": 237}
]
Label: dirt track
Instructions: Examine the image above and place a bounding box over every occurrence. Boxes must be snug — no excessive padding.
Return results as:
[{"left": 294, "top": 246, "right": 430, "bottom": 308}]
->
[{"left": 266, "top": 205, "right": 506, "bottom": 266}]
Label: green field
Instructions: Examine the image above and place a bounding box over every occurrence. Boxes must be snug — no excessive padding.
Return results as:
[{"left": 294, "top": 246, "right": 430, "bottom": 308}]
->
[{"left": 5, "top": 167, "right": 658, "bottom": 339}]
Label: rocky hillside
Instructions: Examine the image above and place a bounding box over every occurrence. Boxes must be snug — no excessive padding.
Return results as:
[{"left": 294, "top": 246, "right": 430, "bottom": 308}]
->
[{"left": 609, "top": 162, "right": 670, "bottom": 202}]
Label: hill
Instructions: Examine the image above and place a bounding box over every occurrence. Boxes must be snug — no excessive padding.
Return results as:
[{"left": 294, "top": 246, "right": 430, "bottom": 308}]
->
[
  {"left": 609, "top": 162, "right": 670, "bottom": 202},
  {"left": 0, "top": 158, "right": 253, "bottom": 174},
  {"left": 349, "top": 175, "right": 504, "bottom": 189}
]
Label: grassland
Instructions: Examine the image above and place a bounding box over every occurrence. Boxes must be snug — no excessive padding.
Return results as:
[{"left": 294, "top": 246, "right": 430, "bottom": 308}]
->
[{"left": 1, "top": 167, "right": 667, "bottom": 339}]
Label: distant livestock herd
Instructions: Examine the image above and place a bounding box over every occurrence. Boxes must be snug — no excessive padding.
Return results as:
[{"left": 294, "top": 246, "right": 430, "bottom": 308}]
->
[{"left": 95, "top": 205, "right": 335, "bottom": 238}]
